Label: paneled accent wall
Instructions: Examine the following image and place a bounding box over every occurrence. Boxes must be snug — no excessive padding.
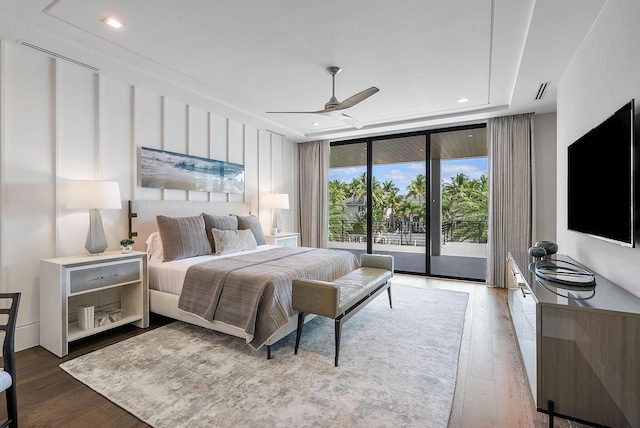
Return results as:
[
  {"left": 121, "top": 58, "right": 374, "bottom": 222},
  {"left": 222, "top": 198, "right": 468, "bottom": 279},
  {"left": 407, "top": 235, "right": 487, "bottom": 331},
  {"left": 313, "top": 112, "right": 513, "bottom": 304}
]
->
[{"left": 0, "top": 40, "right": 298, "bottom": 351}]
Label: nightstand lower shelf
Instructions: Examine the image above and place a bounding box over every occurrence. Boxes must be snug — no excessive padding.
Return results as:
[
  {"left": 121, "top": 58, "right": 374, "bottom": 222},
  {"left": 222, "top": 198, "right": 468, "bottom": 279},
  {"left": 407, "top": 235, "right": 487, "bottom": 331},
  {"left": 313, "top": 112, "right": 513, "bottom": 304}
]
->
[{"left": 68, "top": 311, "right": 143, "bottom": 342}]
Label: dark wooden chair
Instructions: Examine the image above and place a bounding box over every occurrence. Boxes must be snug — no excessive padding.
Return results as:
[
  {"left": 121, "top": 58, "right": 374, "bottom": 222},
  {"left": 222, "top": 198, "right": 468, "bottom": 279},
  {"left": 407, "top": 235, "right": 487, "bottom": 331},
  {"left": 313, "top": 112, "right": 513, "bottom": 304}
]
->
[{"left": 0, "top": 293, "right": 21, "bottom": 428}]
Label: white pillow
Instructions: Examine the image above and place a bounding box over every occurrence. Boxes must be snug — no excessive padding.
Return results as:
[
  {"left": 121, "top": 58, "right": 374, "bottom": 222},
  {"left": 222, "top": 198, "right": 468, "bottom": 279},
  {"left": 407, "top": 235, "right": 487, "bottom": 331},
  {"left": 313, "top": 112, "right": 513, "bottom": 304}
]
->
[{"left": 146, "top": 232, "right": 164, "bottom": 262}]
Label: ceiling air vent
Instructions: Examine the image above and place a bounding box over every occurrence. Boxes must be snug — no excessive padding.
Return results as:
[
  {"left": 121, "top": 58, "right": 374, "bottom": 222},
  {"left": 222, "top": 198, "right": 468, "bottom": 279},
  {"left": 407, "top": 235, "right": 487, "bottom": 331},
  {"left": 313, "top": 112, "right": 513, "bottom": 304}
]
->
[
  {"left": 535, "top": 82, "right": 550, "bottom": 101},
  {"left": 19, "top": 42, "right": 100, "bottom": 72}
]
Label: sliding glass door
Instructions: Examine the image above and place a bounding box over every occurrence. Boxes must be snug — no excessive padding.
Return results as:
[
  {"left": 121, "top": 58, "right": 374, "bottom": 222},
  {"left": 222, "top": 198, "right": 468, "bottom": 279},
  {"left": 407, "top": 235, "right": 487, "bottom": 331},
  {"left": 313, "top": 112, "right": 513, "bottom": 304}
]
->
[
  {"left": 371, "top": 134, "right": 427, "bottom": 273},
  {"left": 328, "top": 125, "right": 487, "bottom": 281},
  {"left": 429, "top": 127, "right": 488, "bottom": 280},
  {"left": 328, "top": 141, "right": 369, "bottom": 258}
]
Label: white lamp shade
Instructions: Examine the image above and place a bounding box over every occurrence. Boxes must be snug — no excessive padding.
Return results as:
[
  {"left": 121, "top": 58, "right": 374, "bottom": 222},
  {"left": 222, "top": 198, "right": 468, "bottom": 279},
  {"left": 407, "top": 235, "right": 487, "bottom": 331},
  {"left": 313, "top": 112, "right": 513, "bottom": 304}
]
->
[
  {"left": 262, "top": 193, "right": 289, "bottom": 209},
  {"left": 66, "top": 181, "right": 122, "bottom": 210}
]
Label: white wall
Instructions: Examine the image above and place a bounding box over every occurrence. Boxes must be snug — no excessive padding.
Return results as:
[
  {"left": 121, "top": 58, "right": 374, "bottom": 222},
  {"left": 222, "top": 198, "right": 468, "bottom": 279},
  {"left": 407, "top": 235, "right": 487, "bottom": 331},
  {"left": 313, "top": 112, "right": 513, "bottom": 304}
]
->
[
  {"left": 533, "top": 113, "right": 557, "bottom": 243},
  {"left": 557, "top": 0, "right": 640, "bottom": 296},
  {"left": 0, "top": 40, "right": 298, "bottom": 351}
]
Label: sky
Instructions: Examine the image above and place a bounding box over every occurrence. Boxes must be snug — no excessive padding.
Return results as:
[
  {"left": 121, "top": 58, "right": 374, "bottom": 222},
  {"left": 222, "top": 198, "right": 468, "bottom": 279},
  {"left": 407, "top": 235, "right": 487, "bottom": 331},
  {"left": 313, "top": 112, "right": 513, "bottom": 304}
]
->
[{"left": 329, "top": 157, "right": 488, "bottom": 196}]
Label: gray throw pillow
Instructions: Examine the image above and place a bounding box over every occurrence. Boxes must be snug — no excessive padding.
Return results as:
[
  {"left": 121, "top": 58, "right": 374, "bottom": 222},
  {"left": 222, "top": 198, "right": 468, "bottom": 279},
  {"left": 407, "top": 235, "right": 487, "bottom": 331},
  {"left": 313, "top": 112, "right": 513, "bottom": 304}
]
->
[
  {"left": 156, "top": 215, "right": 212, "bottom": 261},
  {"left": 236, "top": 215, "right": 267, "bottom": 245},
  {"left": 211, "top": 228, "right": 257, "bottom": 255},
  {"left": 202, "top": 213, "right": 238, "bottom": 252}
]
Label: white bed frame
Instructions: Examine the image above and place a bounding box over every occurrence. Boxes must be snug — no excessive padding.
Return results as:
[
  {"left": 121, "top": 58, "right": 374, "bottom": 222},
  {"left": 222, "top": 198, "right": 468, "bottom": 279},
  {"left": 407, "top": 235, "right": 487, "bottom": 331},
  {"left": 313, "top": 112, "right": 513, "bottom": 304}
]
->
[{"left": 128, "top": 200, "right": 310, "bottom": 358}]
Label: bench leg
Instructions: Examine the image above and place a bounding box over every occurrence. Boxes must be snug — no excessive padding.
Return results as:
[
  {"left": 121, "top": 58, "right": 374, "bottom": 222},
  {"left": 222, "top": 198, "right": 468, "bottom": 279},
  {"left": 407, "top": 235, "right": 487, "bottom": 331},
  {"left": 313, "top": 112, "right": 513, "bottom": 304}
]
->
[
  {"left": 387, "top": 285, "right": 392, "bottom": 308},
  {"left": 294, "top": 312, "right": 306, "bottom": 355},
  {"left": 335, "top": 318, "right": 343, "bottom": 367},
  {"left": 267, "top": 345, "right": 271, "bottom": 359}
]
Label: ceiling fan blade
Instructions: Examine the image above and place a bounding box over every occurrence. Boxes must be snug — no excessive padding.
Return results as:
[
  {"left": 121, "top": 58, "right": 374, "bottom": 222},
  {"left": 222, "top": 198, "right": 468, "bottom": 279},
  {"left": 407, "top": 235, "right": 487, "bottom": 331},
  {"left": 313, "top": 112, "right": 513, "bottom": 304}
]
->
[
  {"left": 266, "top": 68, "right": 378, "bottom": 123},
  {"left": 321, "top": 110, "right": 363, "bottom": 129},
  {"left": 336, "top": 113, "right": 364, "bottom": 129},
  {"left": 335, "top": 86, "right": 379, "bottom": 110}
]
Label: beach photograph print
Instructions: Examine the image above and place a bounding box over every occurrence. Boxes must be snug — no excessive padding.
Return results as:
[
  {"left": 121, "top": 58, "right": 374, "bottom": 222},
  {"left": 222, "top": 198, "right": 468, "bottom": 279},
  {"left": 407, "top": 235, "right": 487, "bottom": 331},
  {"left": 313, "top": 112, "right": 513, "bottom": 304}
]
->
[{"left": 140, "top": 147, "right": 245, "bottom": 194}]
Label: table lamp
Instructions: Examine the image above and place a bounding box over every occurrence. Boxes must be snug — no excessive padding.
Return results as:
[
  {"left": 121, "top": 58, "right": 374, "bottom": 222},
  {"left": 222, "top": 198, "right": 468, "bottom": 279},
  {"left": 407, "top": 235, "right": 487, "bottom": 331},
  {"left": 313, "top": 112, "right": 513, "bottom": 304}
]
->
[
  {"left": 263, "top": 193, "right": 289, "bottom": 234},
  {"left": 66, "top": 180, "right": 122, "bottom": 254}
]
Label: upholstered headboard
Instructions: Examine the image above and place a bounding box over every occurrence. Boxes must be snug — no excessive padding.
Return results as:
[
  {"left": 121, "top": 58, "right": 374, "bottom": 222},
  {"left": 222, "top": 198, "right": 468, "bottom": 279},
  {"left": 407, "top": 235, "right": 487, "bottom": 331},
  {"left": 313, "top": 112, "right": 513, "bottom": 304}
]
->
[{"left": 128, "top": 200, "right": 252, "bottom": 251}]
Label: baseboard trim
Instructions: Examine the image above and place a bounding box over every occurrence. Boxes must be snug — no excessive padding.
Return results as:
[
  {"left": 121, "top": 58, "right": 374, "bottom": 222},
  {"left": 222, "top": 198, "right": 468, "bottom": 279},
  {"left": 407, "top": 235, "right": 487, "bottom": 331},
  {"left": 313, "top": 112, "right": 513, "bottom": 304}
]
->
[{"left": 16, "top": 322, "right": 40, "bottom": 352}]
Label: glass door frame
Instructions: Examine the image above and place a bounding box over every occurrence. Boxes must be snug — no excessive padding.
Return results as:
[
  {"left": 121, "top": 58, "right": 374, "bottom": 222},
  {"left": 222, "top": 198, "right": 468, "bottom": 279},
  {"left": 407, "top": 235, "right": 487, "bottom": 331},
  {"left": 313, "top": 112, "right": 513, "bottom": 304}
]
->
[
  {"left": 330, "top": 122, "right": 486, "bottom": 279},
  {"left": 369, "top": 131, "right": 429, "bottom": 272}
]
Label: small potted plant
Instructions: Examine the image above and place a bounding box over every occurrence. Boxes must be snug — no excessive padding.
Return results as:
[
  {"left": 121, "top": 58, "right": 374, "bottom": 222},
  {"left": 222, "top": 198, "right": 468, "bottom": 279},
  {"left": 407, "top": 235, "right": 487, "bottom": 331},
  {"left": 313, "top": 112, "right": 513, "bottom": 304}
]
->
[{"left": 120, "top": 238, "right": 135, "bottom": 254}]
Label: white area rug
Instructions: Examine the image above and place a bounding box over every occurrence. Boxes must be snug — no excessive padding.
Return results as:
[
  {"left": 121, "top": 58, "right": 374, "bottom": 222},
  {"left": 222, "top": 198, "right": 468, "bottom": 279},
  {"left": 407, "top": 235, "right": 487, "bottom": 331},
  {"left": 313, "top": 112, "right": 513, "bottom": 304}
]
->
[{"left": 61, "top": 284, "right": 468, "bottom": 428}]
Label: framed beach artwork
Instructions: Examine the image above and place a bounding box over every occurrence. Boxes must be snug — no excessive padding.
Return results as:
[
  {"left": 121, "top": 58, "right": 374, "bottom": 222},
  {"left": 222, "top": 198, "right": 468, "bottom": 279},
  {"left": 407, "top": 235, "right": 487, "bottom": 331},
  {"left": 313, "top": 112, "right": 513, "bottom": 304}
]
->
[{"left": 139, "top": 147, "right": 244, "bottom": 194}]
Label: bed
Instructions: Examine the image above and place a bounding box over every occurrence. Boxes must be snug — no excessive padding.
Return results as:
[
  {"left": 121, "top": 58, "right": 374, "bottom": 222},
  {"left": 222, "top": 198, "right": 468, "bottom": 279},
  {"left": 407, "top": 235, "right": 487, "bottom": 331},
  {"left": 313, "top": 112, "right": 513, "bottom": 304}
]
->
[{"left": 128, "top": 200, "right": 359, "bottom": 357}]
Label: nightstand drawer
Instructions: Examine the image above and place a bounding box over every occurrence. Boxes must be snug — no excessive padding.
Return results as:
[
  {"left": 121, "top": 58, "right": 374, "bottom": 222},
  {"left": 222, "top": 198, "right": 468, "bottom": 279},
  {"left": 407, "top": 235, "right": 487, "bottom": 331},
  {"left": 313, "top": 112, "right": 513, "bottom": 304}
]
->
[
  {"left": 69, "top": 260, "right": 141, "bottom": 294},
  {"left": 277, "top": 235, "right": 298, "bottom": 247}
]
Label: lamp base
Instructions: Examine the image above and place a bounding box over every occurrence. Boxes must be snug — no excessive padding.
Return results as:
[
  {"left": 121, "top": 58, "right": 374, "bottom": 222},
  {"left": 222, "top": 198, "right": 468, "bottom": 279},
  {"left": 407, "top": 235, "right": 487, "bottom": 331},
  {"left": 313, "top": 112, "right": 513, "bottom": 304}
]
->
[
  {"left": 271, "top": 208, "right": 283, "bottom": 235},
  {"left": 86, "top": 209, "right": 108, "bottom": 254}
]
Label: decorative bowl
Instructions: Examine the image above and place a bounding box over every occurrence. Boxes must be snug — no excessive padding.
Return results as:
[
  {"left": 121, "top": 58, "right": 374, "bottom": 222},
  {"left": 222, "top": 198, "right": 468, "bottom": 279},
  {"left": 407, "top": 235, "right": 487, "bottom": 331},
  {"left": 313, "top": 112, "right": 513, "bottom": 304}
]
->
[
  {"left": 528, "top": 246, "right": 547, "bottom": 258},
  {"left": 535, "top": 240, "right": 558, "bottom": 256}
]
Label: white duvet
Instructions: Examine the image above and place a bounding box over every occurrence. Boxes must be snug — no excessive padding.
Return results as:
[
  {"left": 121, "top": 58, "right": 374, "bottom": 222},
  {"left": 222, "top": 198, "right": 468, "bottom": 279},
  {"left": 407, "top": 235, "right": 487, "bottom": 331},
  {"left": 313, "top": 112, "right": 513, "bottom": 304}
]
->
[{"left": 148, "top": 245, "right": 277, "bottom": 295}]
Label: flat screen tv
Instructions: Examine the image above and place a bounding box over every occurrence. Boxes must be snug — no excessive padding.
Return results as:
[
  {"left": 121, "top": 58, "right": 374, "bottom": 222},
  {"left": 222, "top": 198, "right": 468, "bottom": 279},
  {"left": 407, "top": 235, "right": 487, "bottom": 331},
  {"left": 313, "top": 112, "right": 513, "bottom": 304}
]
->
[{"left": 568, "top": 99, "right": 635, "bottom": 247}]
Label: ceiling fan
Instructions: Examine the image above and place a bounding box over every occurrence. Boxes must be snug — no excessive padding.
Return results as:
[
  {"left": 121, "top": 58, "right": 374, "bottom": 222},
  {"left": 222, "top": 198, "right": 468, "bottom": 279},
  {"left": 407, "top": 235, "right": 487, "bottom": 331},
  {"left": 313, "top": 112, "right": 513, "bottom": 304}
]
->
[{"left": 267, "top": 66, "right": 379, "bottom": 129}]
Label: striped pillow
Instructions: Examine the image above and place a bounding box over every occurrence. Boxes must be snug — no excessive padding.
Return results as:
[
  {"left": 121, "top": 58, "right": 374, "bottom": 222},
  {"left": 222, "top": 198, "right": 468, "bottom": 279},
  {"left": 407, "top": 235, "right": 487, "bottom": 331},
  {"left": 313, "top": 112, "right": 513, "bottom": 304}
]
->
[
  {"left": 202, "top": 213, "right": 238, "bottom": 253},
  {"left": 236, "top": 215, "right": 267, "bottom": 246},
  {"left": 156, "top": 215, "right": 212, "bottom": 261}
]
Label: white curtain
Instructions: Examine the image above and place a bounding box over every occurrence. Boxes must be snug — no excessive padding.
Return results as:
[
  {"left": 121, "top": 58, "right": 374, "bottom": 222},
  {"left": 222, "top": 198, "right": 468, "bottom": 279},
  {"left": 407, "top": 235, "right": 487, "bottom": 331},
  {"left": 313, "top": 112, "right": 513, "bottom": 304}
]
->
[
  {"left": 487, "top": 113, "right": 536, "bottom": 288},
  {"left": 298, "top": 140, "right": 329, "bottom": 248}
]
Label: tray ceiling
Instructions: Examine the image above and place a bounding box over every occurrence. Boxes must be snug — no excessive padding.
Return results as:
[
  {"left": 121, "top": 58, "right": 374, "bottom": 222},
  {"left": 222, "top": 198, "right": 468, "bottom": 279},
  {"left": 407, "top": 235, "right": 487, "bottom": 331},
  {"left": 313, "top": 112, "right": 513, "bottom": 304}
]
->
[{"left": 0, "top": 0, "right": 606, "bottom": 141}]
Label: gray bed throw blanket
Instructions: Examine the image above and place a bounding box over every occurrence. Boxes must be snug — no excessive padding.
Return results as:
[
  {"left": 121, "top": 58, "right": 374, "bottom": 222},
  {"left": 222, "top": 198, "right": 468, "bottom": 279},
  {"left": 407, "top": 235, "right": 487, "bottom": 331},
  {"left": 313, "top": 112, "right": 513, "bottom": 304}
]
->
[{"left": 178, "top": 247, "right": 359, "bottom": 349}]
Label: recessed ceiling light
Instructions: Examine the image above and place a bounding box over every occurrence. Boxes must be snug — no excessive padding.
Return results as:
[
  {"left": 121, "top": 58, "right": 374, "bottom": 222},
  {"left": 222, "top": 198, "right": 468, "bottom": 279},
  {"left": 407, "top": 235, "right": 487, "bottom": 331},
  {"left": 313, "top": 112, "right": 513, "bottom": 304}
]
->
[
  {"left": 468, "top": 134, "right": 473, "bottom": 138},
  {"left": 104, "top": 17, "right": 124, "bottom": 29},
  {"left": 312, "top": 122, "right": 320, "bottom": 126},
  {"left": 457, "top": 97, "right": 469, "bottom": 103}
]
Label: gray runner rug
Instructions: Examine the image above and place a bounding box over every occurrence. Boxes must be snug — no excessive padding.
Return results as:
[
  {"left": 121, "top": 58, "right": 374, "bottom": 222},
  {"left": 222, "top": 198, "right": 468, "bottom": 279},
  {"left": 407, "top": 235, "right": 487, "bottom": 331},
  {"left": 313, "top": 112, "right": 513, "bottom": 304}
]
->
[{"left": 61, "top": 284, "right": 468, "bottom": 428}]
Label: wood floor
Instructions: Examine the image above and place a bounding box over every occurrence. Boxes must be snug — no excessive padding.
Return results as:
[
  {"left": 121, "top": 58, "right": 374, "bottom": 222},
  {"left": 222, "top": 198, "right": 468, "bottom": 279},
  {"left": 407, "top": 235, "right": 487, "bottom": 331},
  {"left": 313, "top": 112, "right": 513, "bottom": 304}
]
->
[{"left": 2, "top": 274, "right": 581, "bottom": 427}]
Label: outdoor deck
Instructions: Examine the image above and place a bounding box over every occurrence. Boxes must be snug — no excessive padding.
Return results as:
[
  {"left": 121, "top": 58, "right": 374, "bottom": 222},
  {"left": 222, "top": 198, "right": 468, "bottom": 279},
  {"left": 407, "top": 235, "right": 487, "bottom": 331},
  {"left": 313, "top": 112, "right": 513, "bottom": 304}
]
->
[{"left": 329, "top": 241, "right": 487, "bottom": 281}]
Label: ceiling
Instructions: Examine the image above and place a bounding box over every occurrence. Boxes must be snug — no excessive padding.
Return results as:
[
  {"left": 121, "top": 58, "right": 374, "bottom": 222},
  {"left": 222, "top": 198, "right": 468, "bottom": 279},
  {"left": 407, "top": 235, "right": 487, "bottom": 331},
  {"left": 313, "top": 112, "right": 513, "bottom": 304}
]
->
[{"left": 0, "top": 0, "right": 606, "bottom": 142}]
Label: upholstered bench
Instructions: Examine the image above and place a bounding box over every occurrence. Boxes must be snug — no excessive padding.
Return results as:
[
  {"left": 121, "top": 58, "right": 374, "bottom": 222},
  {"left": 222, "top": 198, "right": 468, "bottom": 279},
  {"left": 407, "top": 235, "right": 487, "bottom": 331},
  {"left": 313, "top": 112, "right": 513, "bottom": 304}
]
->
[{"left": 292, "top": 254, "right": 394, "bottom": 366}]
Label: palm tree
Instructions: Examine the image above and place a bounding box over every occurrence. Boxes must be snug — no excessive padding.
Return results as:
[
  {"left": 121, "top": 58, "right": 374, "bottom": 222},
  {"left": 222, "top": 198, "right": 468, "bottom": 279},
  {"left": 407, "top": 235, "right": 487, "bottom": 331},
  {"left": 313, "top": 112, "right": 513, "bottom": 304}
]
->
[
  {"left": 370, "top": 176, "right": 387, "bottom": 226},
  {"left": 441, "top": 173, "right": 489, "bottom": 242},
  {"left": 328, "top": 180, "right": 350, "bottom": 241},
  {"left": 406, "top": 174, "right": 427, "bottom": 204},
  {"left": 397, "top": 198, "right": 421, "bottom": 244},
  {"left": 347, "top": 174, "right": 387, "bottom": 228},
  {"left": 370, "top": 176, "right": 385, "bottom": 206},
  {"left": 382, "top": 180, "right": 399, "bottom": 195},
  {"left": 442, "top": 173, "right": 469, "bottom": 199},
  {"left": 381, "top": 180, "right": 401, "bottom": 231},
  {"left": 329, "top": 179, "right": 349, "bottom": 209},
  {"left": 349, "top": 172, "right": 368, "bottom": 200}
]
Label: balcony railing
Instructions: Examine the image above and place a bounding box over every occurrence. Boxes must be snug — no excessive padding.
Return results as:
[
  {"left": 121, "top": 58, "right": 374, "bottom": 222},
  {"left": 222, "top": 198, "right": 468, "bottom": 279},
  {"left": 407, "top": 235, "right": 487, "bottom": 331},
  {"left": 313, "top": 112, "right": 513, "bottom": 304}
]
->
[
  {"left": 441, "top": 219, "right": 487, "bottom": 244},
  {"left": 329, "top": 219, "right": 487, "bottom": 247}
]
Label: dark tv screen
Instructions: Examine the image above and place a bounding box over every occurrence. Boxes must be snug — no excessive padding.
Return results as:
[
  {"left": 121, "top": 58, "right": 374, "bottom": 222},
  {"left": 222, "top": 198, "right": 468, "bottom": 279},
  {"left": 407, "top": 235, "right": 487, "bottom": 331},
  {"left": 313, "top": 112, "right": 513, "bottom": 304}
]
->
[{"left": 567, "top": 100, "right": 635, "bottom": 246}]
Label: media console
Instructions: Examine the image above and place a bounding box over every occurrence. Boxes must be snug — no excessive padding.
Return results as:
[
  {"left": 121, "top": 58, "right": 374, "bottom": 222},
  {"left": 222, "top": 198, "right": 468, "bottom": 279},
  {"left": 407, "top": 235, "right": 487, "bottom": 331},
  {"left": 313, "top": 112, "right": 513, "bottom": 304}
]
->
[{"left": 507, "top": 252, "right": 640, "bottom": 427}]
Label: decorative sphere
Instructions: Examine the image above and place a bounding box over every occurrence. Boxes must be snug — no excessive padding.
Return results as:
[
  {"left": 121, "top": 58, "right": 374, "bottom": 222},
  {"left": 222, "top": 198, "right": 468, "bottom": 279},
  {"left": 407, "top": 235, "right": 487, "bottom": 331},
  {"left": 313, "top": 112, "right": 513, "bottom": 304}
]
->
[
  {"left": 528, "top": 246, "right": 547, "bottom": 258},
  {"left": 535, "top": 240, "right": 558, "bottom": 256}
]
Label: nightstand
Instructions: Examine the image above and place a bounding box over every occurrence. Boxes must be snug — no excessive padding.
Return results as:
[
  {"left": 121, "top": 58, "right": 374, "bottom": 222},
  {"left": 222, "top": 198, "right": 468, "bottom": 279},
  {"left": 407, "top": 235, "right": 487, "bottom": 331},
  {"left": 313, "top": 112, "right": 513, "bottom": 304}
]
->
[
  {"left": 40, "top": 251, "right": 149, "bottom": 357},
  {"left": 265, "top": 232, "right": 299, "bottom": 247}
]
